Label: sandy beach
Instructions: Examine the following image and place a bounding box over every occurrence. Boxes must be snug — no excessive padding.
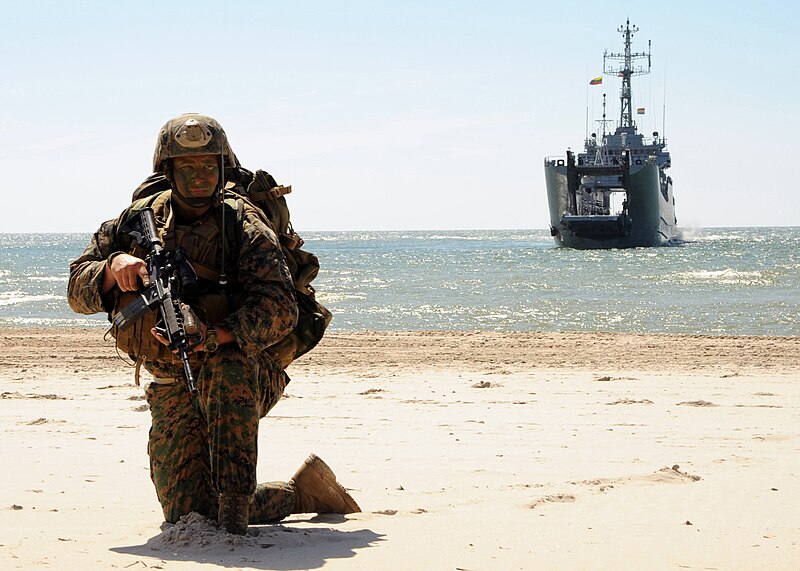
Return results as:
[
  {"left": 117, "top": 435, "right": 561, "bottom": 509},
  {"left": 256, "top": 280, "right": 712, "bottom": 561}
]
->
[{"left": 1, "top": 327, "right": 799, "bottom": 570}]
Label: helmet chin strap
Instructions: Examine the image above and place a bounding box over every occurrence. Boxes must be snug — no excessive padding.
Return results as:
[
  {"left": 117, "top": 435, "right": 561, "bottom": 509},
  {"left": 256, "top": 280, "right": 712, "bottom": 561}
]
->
[
  {"left": 218, "top": 155, "right": 228, "bottom": 285},
  {"left": 172, "top": 192, "right": 215, "bottom": 209}
]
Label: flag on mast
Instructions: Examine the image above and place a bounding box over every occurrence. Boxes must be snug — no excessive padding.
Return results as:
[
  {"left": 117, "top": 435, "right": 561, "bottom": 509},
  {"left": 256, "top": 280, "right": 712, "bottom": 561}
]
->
[{"left": 589, "top": 76, "right": 602, "bottom": 85}]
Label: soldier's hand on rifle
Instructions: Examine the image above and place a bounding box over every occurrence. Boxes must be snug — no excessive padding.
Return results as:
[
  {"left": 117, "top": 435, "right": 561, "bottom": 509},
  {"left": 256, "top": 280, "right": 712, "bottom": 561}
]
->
[
  {"left": 150, "top": 326, "right": 171, "bottom": 348},
  {"left": 150, "top": 320, "right": 232, "bottom": 353},
  {"left": 151, "top": 326, "right": 202, "bottom": 352},
  {"left": 103, "top": 253, "right": 151, "bottom": 292},
  {"left": 149, "top": 323, "right": 227, "bottom": 353}
]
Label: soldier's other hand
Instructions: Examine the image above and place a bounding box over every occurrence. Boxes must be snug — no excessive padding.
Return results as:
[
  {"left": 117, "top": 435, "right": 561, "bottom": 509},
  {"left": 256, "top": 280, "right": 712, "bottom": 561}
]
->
[
  {"left": 109, "top": 254, "right": 151, "bottom": 291},
  {"left": 150, "top": 327, "right": 203, "bottom": 354},
  {"left": 151, "top": 327, "right": 169, "bottom": 347}
]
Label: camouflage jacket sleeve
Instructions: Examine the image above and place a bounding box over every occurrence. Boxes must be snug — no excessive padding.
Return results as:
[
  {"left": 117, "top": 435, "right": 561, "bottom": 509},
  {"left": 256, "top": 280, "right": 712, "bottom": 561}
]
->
[
  {"left": 216, "top": 207, "right": 298, "bottom": 358},
  {"left": 67, "top": 218, "right": 123, "bottom": 315}
]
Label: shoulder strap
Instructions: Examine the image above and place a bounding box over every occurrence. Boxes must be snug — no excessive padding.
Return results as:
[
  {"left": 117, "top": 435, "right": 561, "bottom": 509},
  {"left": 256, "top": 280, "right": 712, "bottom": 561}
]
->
[{"left": 119, "top": 191, "right": 168, "bottom": 234}]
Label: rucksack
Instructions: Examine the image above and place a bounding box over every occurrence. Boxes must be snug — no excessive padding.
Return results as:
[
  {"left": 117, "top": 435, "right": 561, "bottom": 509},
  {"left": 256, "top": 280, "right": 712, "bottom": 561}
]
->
[{"left": 130, "top": 167, "right": 331, "bottom": 368}]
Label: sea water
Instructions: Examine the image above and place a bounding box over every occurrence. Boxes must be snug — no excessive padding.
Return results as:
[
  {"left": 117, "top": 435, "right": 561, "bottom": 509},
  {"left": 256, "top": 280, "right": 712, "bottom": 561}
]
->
[{"left": 1, "top": 228, "right": 798, "bottom": 336}]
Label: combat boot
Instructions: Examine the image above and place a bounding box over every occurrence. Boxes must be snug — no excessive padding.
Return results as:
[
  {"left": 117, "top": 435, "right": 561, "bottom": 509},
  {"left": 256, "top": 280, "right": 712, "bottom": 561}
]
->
[
  {"left": 218, "top": 493, "right": 250, "bottom": 535},
  {"left": 289, "top": 454, "right": 361, "bottom": 514}
]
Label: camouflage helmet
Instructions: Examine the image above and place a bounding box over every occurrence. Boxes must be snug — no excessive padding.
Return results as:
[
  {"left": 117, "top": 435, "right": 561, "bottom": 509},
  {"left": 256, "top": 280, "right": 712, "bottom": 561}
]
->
[{"left": 152, "top": 113, "right": 239, "bottom": 173}]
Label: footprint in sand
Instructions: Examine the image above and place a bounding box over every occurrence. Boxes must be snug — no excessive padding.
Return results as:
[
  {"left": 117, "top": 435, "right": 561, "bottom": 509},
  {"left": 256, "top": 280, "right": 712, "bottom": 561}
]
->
[
  {"left": 22, "top": 418, "right": 66, "bottom": 425},
  {"left": 578, "top": 465, "right": 701, "bottom": 487},
  {"left": 529, "top": 494, "right": 576, "bottom": 509},
  {"left": 533, "top": 465, "right": 702, "bottom": 508},
  {"left": 606, "top": 398, "right": 654, "bottom": 405},
  {"left": 676, "top": 400, "right": 718, "bottom": 407}
]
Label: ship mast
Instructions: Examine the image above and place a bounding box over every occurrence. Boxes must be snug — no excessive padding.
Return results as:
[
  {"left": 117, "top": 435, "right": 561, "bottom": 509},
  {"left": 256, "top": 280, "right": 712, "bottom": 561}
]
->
[
  {"left": 603, "top": 19, "right": 651, "bottom": 129},
  {"left": 593, "top": 94, "right": 614, "bottom": 165}
]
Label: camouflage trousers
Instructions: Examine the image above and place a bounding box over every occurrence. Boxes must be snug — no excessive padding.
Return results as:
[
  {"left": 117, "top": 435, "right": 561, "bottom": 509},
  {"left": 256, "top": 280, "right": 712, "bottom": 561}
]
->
[{"left": 144, "top": 345, "right": 296, "bottom": 524}]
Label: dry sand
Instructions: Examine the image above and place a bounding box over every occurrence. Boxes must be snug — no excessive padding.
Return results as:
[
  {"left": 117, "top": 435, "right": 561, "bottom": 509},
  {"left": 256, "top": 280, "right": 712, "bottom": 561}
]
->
[{"left": 1, "top": 327, "right": 799, "bottom": 570}]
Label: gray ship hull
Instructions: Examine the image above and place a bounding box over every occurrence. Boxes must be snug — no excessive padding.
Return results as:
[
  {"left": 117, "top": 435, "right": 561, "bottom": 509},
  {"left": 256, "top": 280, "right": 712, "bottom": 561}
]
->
[{"left": 545, "top": 161, "right": 678, "bottom": 249}]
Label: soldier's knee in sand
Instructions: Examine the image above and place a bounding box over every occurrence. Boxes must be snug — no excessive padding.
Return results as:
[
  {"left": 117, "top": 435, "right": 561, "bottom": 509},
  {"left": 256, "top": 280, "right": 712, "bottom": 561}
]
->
[
  {"left": 153, "top": 453, "right": 361, "bottom": 533},
  {"left": 145, "top": 381, "right": 216, "bottom": 523}
]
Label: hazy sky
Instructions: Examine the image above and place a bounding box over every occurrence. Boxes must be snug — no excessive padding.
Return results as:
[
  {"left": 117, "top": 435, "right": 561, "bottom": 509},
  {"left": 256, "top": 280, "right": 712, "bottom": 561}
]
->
[{"left": 2, "top": 0, "right": 798, "bottom": 232}]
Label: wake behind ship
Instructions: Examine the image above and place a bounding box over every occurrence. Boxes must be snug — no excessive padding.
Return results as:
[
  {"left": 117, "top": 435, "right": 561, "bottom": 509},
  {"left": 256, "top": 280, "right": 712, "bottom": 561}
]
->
[{"left": 544, "top": 20, "right": 678, "bottom": 249}]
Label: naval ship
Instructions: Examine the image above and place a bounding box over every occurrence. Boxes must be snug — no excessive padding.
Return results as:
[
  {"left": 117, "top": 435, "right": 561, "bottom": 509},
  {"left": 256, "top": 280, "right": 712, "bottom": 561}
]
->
[{"left": 544, "top": 20, "right": 678, "bottom": 249}]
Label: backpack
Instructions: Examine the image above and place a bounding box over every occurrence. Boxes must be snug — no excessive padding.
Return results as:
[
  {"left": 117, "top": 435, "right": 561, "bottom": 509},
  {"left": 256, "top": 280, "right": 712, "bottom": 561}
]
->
[{"left": 130, "top": 167, "right": 331, "bottom": 369}]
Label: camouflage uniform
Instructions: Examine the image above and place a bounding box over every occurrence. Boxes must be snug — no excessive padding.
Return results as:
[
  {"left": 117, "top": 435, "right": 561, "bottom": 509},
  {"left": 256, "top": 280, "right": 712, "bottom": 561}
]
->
[{"left": 68, "top": 190, "right": 299, "bottom": 524}]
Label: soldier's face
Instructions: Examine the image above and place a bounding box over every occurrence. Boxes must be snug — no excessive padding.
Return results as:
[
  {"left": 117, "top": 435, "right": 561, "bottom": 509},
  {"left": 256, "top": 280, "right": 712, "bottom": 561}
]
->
[{"left": 172, "top": 155, "right": 220, "bottom": 200}]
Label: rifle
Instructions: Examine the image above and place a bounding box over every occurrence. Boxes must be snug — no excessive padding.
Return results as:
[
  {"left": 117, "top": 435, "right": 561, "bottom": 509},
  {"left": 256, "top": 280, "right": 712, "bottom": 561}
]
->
[{"left": 111, "top": 207, "right": 200, "bottom": 395}]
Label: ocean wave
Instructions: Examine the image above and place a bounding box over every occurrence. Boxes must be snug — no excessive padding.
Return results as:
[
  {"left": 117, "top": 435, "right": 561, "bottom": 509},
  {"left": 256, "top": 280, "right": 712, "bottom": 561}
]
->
[
  {"left": 672, "top": 269, "right": 769, "bottom": 285},
  {"left": 0, "top": 316, "right": 107, "bottom": 327},
  {"left": 305, "top": 230, "right": 550, "bottom": 243},
  {"left": 29, "top": 276, "right": 69, "bottom": 282},
  {"left": 428, "top": 234, "right": 485, "bottom": 241},
  {"left": 0, "top": 291, "right": 62, "bottom": 306},
  {"left": 314, "top": 292, "right": 367, "bottom": 303},
  {"left": 693, "top": 233, "right": 749, "bottom": 242}
]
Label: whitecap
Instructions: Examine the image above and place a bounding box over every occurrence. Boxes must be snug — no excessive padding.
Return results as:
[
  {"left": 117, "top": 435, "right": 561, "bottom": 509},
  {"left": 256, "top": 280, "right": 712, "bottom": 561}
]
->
[
  {"left": 0, "top": 292, "right": 61, "bottom": 306},
  {"left": 673, "top": 269, "right": 767, "bottom": 285},
  {"left": 29, "top": 276, "right": 69, "bottom": 283}
]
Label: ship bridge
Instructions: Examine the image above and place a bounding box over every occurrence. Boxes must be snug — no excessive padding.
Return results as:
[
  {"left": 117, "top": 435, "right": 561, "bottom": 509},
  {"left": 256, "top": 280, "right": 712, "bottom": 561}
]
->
[{"left": 579, "top": 127, "right": 670, "bottom": 169}]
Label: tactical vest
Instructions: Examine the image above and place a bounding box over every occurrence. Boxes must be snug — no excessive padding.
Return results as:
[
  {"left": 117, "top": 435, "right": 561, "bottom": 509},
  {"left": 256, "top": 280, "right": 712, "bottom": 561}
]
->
[
  {"left": 110, "top": 191, "right": 243, "bottom": 372},
  {"left": 118, "top": 171, "right": 331, "bottom": 370}
]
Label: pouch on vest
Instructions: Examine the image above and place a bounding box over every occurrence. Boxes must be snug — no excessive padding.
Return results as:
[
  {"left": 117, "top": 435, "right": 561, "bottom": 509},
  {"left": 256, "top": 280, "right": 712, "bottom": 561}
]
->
[{"left": 108, "top": 228, "right": 178, "bottom": 368}]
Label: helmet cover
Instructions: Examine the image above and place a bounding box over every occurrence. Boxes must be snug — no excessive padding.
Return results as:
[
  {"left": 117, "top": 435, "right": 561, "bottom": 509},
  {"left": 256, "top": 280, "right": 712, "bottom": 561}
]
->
[{"left": 152, "top": 113, "right": 239, "bottom": 173}]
